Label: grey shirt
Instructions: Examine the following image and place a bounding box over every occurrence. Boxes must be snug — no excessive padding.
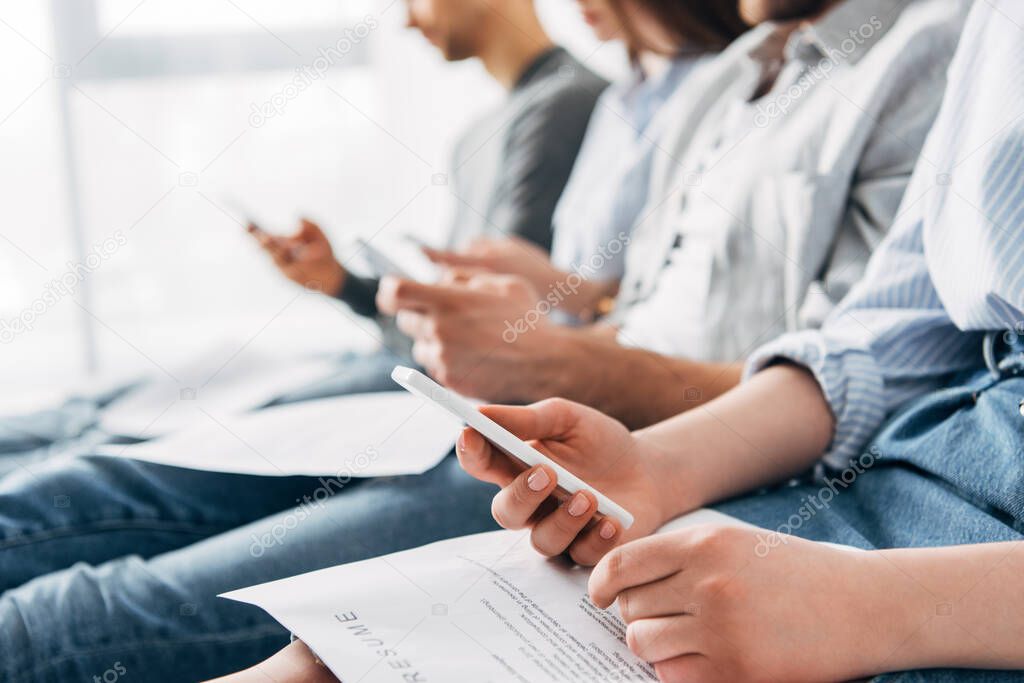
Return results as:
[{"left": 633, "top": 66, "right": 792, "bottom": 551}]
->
[{"left": 339, "top": 47, "right": 607, "bottom": 318}]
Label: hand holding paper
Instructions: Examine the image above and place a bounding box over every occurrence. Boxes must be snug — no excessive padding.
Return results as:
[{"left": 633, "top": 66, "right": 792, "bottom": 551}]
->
[
  {"left": 225, "top": 511, "right": 864, "bottom": 683},
  {"left": 456, "top": 398, "right": 677, "bottom": 566},
  {"left": 588, "top": 524, "right": 877, "bottom": 683}
]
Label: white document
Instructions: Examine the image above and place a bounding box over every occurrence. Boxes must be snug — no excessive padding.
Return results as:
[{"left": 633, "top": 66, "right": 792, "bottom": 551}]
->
[
  {"left": 222, "top": 509, "right": 754, "bottom": 682},
  {"left": 95, "top": 392, "right": 463, "bottom": 477},
  {"left": 99, "top": 349, "right": 337, "bottom": 438}
]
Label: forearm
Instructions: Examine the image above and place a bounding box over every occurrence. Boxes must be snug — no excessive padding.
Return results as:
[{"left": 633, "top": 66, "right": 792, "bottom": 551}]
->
[
  {"left": 870, "top": 541, "right": 1024, "bottom": 672},
  {"left": 535, "top": 328, "right": 742, "bottom": 429},
  {"left": 636, "top": 364, "right": 835, "bottom": 517}
]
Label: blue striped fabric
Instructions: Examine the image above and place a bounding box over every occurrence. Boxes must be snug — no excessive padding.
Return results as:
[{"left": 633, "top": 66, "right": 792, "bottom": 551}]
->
[{"left": 746, "top": 0, "right": 1024, "bottom": 467}]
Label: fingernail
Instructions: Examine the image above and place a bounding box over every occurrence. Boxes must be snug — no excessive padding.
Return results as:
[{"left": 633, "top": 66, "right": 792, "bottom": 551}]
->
[
  {"left": 599, "top": 521, "right": 616, "bottom": 539},
  {"left": 567, "top": 493, "right": 589, "bottom": 517},
  {"left": 527, "top": 468, "right": 550, "bottom": 492}
]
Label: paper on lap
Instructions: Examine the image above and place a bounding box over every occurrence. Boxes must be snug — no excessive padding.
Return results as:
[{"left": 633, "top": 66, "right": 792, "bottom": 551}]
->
[
  {"left": 94, "top": 392, "right": 464, "bottom": 477},
  {"left": 99, "top": 349, "right": 338, "bottom": 438},
  {"left": 221, "top": 509, "right": 753, "bottom": 682}
]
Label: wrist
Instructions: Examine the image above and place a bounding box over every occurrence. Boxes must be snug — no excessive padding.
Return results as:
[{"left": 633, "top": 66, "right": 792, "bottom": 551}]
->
[
  {"left": 323, "top": 260, "right": 346, "bottom": 297},
  {"left": 528, "top": 324, "right": 579, "bottom": 397},
  {"left": 632, "top": 431, "right": 703, "bottom": 526},
  {"left": 863, "top": 546, "right": 995, "bottom": 673}
]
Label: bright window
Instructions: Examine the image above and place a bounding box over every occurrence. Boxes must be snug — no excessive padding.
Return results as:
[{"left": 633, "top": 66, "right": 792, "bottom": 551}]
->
[{"left": 0, "top": 0, "right": 616, "bottom": 395}]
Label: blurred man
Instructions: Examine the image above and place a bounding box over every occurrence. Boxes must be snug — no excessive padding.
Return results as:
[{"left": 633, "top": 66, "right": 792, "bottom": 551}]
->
[{"left": 254, "top": 0, "right": 607, "bottom": 383}]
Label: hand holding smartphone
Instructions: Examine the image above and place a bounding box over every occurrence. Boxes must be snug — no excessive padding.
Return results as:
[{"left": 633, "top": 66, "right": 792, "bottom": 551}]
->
[{"left": 391, "top": 366, "right": 634, "bottom": 529}]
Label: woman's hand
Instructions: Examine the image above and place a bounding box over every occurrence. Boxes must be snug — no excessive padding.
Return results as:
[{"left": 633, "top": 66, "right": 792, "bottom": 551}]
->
[
  {"left": 590, "top": 526, "right": 908, "bottom": 683},
  {"left": 457, "top": 398, "right": 686, "bottom": 565},
  {"left": 423, "top": 237, "right": 618, "bottom": 319},
  {"left": 423, "top": 236, "right": 562, "bottom": 295}
]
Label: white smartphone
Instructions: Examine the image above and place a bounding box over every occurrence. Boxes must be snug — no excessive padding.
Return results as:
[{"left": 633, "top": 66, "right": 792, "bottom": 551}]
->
[
  {"left": 218, "top": 195, "right": 268, "bottom": 234},
  {"left": 354, "top": 237, "right": 440, "bottom": 283},
  {"left": 353, "top": 237, "right": 416, "bottom": 280},
  {"left": 391, "top": 366, "right": 634, "bottom": 529}
]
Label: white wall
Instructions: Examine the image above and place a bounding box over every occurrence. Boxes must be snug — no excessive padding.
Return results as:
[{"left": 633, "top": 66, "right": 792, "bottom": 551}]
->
[{"left": 0, "top": 0, "right": 625, "bottom": 398}]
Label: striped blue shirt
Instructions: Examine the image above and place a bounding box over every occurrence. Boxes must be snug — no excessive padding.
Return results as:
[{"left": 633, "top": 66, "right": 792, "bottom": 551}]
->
[{"left": 746, "top": 0, "right": 1024, "bottom": 467}]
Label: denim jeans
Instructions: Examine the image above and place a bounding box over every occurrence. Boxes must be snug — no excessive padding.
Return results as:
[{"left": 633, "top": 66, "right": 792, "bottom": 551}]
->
[
  {"left": 0, "top": 347, "right": 480, "bottom": 682},
  {"left": 0, "top": 382, "right": 138, "bottom": 479},
  {"left": 717, "top": 364, "right": 1024, "bottom": 682},
  {"left": 0, "top": 454, "right": 499, "bottom": 682},
  {"left": 6, "top": 348, "right": 1024, "bottom": 680}
]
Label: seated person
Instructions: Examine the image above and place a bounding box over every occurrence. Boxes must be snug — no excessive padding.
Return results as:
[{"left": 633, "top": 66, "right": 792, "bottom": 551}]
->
[
  {"left": 420, "top": 0, "right": 746, "bottom": 317},
  {"left": 248, "top": 0, "right": 607, "bottom": 403},
  {"left": 454, "top": 3, "right": 1024, "bottom": 679},
  {"left": 0, "top": 0, "right": 745, "bottom": 681}
]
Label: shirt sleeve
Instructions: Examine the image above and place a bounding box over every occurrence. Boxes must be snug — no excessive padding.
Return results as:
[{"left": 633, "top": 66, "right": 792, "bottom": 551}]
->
[
  {"left": 744, "top": 185, "right": 976, "bottom": 466},
  {"left": 746, "top": 2, "right": 1021, "bottom": 466},
  {"left": 334, "top": 273, "right": 380, "bottom": 318}
]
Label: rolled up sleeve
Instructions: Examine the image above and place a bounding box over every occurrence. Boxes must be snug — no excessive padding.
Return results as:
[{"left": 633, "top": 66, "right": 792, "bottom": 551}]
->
[
  {"left": 744, "top": 202, "right": 976, "bottom": 466},
  {"left": 745, "top": 329, "right": 886, "bottom": 468}
]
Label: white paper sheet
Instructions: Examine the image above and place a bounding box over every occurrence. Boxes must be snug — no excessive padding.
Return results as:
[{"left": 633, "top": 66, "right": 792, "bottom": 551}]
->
[
  {"left": 98, "top": 350, "right": 338, "bottom": 438},
  {"left": 95, "top": 392, "right": 463, "bottom": 477},
  {"left": 222, "top": 509, "right": 756, "bottom": 682}
]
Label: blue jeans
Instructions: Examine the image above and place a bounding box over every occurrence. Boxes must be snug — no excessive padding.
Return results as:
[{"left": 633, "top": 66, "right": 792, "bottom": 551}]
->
[
  {"left": 717, "top": 364, "right": 1024, "bottom": 682},
  {"left": 0, "top": 454, "right": 498, "bottom": 682},
  {"left": 0, "top": 347, "right": 485, "bottom": 682},
  {"left": 0, "top": 382, "right": 137, "bottom": 479},
  {"left": 6, "top": 348, "right": 1024, "bottom": 680}
]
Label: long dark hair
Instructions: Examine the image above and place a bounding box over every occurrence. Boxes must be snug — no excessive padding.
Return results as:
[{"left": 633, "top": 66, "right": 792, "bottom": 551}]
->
[{"left": 610, "top": 0, "right": 747, "bottom": 55}]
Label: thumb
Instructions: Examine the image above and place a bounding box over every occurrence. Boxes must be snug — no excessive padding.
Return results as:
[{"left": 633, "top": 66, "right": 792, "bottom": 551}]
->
[
  {"left": 440, "top": 266, "right": 487, "bottom": 286},
  {"left": 478, "top": 399, "right": 581, "bottom": 443},
  {"left": 456, "top": 427, "right": 521, "bottom": 485},
  {"left": 297, "top": 218, "right": 327, "bottom": 244},
  {"left": 423, "top": 246, "right": 489, "bottom": 269}
]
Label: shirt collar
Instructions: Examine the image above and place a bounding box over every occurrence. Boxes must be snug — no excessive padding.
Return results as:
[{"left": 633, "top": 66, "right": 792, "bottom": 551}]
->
[
  {"left": 622, "top": 56, "right": 695, "bottom": 104},
  {"left": 786, "top": 0, "right": 911, "bottom": 67},
  {"left": 514, "top": 46, "right": 566, "bottom": 90}
]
